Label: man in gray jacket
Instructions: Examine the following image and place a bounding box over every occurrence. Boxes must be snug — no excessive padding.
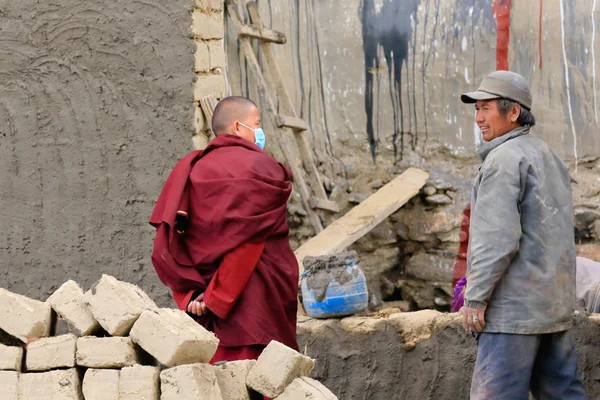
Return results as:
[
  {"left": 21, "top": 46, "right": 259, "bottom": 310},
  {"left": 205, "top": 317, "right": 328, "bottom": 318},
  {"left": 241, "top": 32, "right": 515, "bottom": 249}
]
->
[{"left": 461, "top": 70, "right": 586, "bottom": 399}]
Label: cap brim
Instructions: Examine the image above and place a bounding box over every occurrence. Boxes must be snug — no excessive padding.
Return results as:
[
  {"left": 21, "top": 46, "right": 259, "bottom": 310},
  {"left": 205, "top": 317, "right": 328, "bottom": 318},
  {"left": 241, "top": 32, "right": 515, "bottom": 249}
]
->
[{"left": 460, "top": 91, "right": 501, "bottom": 104}]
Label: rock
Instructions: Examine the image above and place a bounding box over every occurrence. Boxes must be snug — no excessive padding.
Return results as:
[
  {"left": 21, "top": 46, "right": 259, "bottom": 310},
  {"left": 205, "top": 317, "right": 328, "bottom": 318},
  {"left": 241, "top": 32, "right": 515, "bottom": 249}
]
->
[
  {"left": 119, "top": 365, "right": 160, "bottom": 400},
  {"left": 404, "top": 253, "right": 454, "bottom": 283},
  {"left": 424, "top": 194, "right": 453, "bottom": 206},
  {"left": 129, "top": 308, "right": 219, "bottom": 367},
  {"left": 370, "top": 180, "right": 383, "bottom": 190},
  {"left": 353, "top": 220, "right": 397, "bottom": 252},
  {"left": 402, "top": 207, "right": 462, "bottom": 242},
  {"left": 574, "top": 208, "right": 600, "bottom": 242},
  {"left": 275, "top": 377, "right": 338, "bottom": 400},
  {"left": 399, "top": 279, "right": 453, "bottom": 310},
  {"left": 427, "top": 179, "right": 456, "bottom": 191},
  {"left": 348, "top": 192, "right": 368, "bottom": 204},
  {"left": 18, "top": 369, "right": 81, "bottom": 400},
  {"left": 355, "top": 246, "right": 399, "bottom": 279},
  {"left": 26, "top": 334, "right": 77, "bottom": 371},
  {"left": 422, "top": 185, "right": 437, "bottom": 196},
  {"left": 76, "top": 337, "right": 140, "bottom": 368},
  {"left": 247, "top": 341, "right": 315, "bottom": 398},
  {"left": 0, "top": 344, "right": 23, "bottom": 371},
  {"left": 82, "top": 274, "right": 157, "bottom": 336},
  {"left": 160, "top": 364, "right": 223, "bottom": 400},
  {"left": 0, "top": 371, "right": 18, "bottom": 400},
  {"left": 47, "top": 280, "right": 100, "bottom": 336},
  {"left": 323, "top": 178, "right": 335, "bottom": 192},
  {"left": 214, "top": 360, "right": 256, "bottom": 400},
  {"left": 0, "top": 289, "right": 52, "bottom": 343},
  {"left": 288, "top": 205, "right": 308, "bottom": 217},
  {"left": 83, "top": 369, "right": 119, "bottom": 400}
]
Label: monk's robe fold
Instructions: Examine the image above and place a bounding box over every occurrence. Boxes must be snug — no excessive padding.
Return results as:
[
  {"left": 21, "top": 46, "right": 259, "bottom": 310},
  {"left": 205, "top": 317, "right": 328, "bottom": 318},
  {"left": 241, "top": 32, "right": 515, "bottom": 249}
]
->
[{"left": 149, "top": 135, "right": 299, "bottom": 351}]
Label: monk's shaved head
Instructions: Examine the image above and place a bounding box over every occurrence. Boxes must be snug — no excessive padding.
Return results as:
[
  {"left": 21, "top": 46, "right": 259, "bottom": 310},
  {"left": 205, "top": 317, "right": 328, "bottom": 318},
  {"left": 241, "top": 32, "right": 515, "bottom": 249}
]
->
[{"left": 212, "top": 96, "right": 258, "bottom": 135}]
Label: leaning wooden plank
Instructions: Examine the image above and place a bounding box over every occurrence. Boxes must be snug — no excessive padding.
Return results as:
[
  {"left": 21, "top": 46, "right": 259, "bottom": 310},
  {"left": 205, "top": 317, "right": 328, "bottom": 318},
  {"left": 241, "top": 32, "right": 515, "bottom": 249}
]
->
[
  {"left": 238, "top": 25, "right": 286, "bottom": 44},
  {"left": 294, "top": 168, "right": 429, "bottom": 270},
  {"left": 226, "top": 0, "right": 323, "bottom": 233},
  {"left": 200, "top": 95, "right": 219, "bottom": 134},
  {"left": 246, "top": 2, "right": 331, "bottom": 214}
]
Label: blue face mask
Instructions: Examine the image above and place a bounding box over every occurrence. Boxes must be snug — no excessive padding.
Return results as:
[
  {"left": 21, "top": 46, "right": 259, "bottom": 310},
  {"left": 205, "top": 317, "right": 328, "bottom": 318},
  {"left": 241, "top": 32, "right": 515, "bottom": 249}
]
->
[{"left": 239, "top": 122, "right": 266, "bottom": 150}]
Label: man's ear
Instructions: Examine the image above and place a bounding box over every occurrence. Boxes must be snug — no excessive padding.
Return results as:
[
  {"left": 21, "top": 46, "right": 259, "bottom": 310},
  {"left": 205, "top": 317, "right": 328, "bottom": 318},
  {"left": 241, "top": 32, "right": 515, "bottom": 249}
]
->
[{"left": 511, "top": 104, "right": 521, "bottom": 123}]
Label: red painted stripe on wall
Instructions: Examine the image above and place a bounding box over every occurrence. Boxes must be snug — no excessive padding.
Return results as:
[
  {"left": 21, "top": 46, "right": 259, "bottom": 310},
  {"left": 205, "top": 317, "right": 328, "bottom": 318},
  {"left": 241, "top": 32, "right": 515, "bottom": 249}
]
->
[{"left": 493, "top": 0, "right": 512, "bottom": 70}]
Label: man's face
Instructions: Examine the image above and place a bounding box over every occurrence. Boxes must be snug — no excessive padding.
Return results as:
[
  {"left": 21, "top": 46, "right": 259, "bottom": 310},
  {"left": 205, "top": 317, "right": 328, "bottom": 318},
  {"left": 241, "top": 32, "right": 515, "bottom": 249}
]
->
[
  {"left": 233, "top": 106, "right": 261, "bottom": 144},
  {"left": 475, "top": 100, "right": 517, "bottom": 142}
]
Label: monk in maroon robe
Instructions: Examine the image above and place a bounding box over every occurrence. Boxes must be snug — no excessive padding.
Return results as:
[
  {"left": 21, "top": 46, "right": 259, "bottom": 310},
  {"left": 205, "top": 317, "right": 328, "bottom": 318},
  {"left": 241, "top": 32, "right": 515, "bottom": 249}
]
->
[{"left": 149, "top": 97, "right": 300, "bottom": 373}]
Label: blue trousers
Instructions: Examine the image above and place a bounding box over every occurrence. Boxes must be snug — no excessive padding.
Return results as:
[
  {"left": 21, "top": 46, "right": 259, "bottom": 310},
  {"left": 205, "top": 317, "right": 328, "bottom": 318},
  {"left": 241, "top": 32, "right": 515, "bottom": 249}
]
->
[{"left": 470, "top": 331, "right": 587, "bottom": 400}]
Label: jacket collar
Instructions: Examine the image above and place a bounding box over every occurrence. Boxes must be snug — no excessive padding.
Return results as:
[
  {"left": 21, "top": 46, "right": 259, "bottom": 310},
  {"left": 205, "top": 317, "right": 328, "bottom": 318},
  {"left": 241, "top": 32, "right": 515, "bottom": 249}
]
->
[{"left": 476, "top": 125, "right": 531, "bottom": 161}]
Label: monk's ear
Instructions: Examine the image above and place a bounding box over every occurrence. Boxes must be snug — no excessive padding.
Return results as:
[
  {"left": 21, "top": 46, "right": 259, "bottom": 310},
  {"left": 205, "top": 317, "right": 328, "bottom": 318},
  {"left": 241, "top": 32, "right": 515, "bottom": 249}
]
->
[{"left": 230, "top": 121, "right": 242, "bottom": 137}]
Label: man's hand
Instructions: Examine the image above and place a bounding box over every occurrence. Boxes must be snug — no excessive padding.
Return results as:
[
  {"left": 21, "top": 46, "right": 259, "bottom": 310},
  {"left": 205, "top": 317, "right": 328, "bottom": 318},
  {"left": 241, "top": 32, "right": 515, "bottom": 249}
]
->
[
  {"left": 461, "top": 306, "right": 486, "bottom": 333},
  {"left": 187, "top": 293, "right": 209, "bottom": 316}
]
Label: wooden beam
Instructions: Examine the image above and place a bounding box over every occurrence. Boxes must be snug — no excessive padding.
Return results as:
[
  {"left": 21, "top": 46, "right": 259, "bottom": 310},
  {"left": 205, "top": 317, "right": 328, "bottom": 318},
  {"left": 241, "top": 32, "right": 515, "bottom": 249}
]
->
[
  {"left": 294, "top": 168, "right": 430, "bottom": 271},
  {"left": 277, "top": 115, "right": 309, "bottom": 131},
  {"left": 226, "top": 0, "right": 323, "bottom": 234},
  {"left": 238, "top": 25, "right": 286, "bottom": 44},
  {"left": 310, "top": 197, "right": 340, "bottom": 213},
  {"left": 246, "top": 2, "right": 332, "bottom": 219}
]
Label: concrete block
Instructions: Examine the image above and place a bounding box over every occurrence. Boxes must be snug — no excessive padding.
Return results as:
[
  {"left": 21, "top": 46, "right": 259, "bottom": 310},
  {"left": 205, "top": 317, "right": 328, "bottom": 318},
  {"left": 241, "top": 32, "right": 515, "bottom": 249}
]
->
[
  {"left": 0, "top": 289, "right": 52, "bottom": 342},
  {"left": 247, "top": 341, "right": 315, "bottom": 398},
  {"left": 47, "top": 280, "right": 100, "bottom": 336},
  {"left": 119, "top": 365, "right": 160, "bottom": 400},
  {"left": 160, "top": 364, "right": 223, "bottom": 400},
  {"left": 195, "top": 0, "right": 223, "bottom": 11},
  {"left": 194, "top": 40, "right": 211, "bottom": 73},
  {"left": 130, "top": 308, "right": 219, "bottom": 367},
  {"left": 0, "top": 371, "right": 18, "bottom": 400},
  {"left": 275, "top": 377, "right": 338, "bottom": 400},
  {"left": 208, "top": 40, "right": 226, "bottom": 69},
  {"left": 0, "top": 344, "right": 23, "bottom": 371},
  {"left": 76, "top": 336, "right": 139, "bottom": 368},
  {"left": 194, "top": 73, "right": 227, "bottom": 101},
  {"left": 26, "top": 334, "right": 77, "bottom": 371},
  {"left": 214, "top": 360, "right": 255, "bottom": 400},
  {"left": 82, "top": 369, "right": 119, "bottom": 400},
  {"left": 192, "top": 10, "right": 224, "bottom": 39},
  {"left": 82, "top": 274, "right": 157, "bottom": 336},
  {"left": 18, "top": 369, "right": 81, "bottom": 400}
]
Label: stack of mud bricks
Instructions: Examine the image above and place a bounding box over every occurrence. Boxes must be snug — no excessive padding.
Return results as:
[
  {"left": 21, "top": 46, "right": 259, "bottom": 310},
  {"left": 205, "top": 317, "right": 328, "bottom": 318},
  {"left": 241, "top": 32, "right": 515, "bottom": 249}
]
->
[
  {"left": 0, "top": 274, "right": 338, "bottom": 399},
  {"left": 192, "top": 0, "right": 227, "bottom": 150}
]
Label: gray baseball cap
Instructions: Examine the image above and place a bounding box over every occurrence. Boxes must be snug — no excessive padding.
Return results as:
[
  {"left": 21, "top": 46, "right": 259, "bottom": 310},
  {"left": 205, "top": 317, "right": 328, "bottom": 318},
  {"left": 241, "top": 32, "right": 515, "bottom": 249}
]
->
[{"left": 461, "top": 70, "right": 533, "bottom": 110}]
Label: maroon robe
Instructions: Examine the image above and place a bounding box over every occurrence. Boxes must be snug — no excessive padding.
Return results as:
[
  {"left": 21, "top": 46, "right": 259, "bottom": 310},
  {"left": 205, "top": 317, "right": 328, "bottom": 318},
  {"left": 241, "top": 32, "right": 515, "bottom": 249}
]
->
[{"left": 149, "top": 135, "right": 299, "bottom": 353}]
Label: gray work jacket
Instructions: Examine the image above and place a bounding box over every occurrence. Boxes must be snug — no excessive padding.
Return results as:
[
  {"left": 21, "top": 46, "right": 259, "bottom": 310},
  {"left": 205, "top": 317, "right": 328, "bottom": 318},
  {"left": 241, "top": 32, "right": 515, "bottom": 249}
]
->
[{"left": 465, "top": 126, "right": 576, "bottom": 334}]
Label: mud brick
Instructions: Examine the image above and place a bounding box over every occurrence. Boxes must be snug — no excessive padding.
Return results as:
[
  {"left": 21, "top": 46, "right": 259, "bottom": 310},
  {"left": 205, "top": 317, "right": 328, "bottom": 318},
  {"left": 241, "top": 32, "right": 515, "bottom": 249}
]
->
[
  {"left": 82, "top": 369, "right": 119, "bottom": 400},
  {"left": 82, "top": 274, "right": 157, "bottom": 336},
  {"left": 26, "top": 334, "right": 77, "bottom": 371},
  {"left": 18, "top": 369, "right": 81, "bottom": 400},
  {"left": 47, "top": 280, "right": 99, "bottom": 336},
  {"left": 130, "top": 308, "right": 218, "bottom": 367},
  {"left": 275, "top": 377, "right": 338, "bottom": 400},
  {"left": 0, "top": 344, "right": 23, "bottom": 371},
  {"left": 247, "top": 341, "right": 315, "bottom": 398},
  {"left": 214, "top": 360, "right": 256, "bottom": 400},
  {"left": 0, "top": 371, "right": 18, "bottom": 400},
  {"left": 119, "top": 365, "right": 160, "bottom": 400},
  {"left": 0, "top": 289, "right": 52, "bottom": 342},
  {"left": 76, "top": 336, "right": 139, "bottom": 368},
  {"left": 160, "top": 364, "right": 223, "bottom": 400}
]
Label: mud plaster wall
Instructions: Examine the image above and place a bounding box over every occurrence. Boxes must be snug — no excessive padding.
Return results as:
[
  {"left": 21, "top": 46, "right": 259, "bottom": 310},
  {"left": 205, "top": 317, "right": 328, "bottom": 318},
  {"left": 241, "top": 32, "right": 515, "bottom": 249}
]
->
[
  {"left": 297, "top": 311, "right": 600, "bottom": 399},
  {"left": 0, "top": 0, "right": 196, "bottom": 305}
]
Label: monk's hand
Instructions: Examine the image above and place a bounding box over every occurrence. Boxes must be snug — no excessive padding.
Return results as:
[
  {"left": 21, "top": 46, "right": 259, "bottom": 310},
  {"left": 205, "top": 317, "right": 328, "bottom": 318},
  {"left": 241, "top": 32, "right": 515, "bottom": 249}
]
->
[
  {"left": 461, "top": 306, "right": 486, "bottom": 333},
  {"left": 187, "top": 293, "right": 208, "bottom": 316}
]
